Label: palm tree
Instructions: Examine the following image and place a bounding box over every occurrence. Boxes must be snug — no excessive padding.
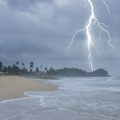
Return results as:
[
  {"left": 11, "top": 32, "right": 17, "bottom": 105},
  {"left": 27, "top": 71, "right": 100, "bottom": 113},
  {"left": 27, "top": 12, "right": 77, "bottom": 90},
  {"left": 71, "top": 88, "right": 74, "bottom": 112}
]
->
[
  {"left": 30, "top": 62, "right": 34, "bottom": 72},
  {"left": 3, "top": 66, "right": 7, "bottom": 73},
  {"left": 16, "top": 61, "right": 19, "bottom": 66},
  {"left": 16, "top": 61, "right": 20, "bottom": 73},
  {"left": 22, "top": 63, "right": 25, "bottom": 68},
  {"left": 0, "top": 61, "right": 3, "bottom": 71},
  {"left": 44, "top": 67, "right": 48, "bottom": 74},
  {"left": 7, "top": 66, "right": 11, "bottom": 73},
  {"left": 45, "top": 67, "right": 47, "bottom": 71},
  {"left": 11, "top": 64, "right": 18, "bottom": 74},
  {"left": 35, "top": 67, "right": 39, "bottom": 73},
  {"left": 21, "top": 63, "right": 25, "bottom": 74}
]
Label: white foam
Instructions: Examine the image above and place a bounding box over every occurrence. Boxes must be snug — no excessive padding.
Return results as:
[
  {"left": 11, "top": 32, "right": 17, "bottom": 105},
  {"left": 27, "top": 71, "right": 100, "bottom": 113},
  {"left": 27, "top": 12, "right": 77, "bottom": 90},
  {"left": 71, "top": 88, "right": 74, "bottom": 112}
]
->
[
  {"left": 0, "top": 77, "right": 120, "bottom": 120},
  {"left": 0, "top": 97, "right": 30, "bottom": 104}
]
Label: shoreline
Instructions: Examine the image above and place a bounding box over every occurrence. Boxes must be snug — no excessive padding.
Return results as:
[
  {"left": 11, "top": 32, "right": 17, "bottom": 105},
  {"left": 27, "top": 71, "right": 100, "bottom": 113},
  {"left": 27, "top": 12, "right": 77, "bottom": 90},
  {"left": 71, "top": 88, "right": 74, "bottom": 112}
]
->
[{"left": 0, "top": 76, "right": 57, "bottom": 101}]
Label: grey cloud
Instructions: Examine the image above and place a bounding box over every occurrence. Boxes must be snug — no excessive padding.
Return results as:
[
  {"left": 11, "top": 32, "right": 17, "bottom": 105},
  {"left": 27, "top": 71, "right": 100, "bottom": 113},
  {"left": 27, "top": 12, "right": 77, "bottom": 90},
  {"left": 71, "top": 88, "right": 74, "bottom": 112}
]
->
[
  {"left": 0, "top": 0, "right": 119, "bottom": 75},
  {"left": 7, "top": 0, "right": 52, "bottom": 11}
]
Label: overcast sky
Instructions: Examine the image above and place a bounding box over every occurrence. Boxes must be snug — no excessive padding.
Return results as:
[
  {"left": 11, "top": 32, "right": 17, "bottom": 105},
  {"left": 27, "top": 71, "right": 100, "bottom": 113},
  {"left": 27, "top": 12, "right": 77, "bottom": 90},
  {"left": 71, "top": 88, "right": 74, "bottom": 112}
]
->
[{"left": 0, "top": 0, "right": 119, "bottom": 75}]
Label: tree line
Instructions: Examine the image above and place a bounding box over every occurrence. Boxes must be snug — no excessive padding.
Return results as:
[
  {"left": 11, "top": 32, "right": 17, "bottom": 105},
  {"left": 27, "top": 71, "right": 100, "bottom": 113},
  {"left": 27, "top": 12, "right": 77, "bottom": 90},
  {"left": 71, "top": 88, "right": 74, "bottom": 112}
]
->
[
  {"left": 0, "top": 61, "right": 49, "bottom": 75},
  {"left": 0, "top": 61, "right": 109, "bottom": 77}
]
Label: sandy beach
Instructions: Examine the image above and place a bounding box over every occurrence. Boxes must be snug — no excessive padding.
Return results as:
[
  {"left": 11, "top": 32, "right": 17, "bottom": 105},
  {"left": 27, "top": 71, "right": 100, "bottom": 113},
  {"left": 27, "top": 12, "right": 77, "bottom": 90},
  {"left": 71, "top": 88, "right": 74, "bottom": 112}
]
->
[{"left": 0, "top": 76, "right": 57, "bottom": 100}]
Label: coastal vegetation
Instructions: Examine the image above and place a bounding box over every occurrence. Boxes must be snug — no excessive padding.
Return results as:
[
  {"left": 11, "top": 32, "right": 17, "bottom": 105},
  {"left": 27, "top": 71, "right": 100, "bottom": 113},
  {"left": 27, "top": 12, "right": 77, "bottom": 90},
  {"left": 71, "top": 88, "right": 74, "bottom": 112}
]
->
[{"left": 0, "top": 61, "right": 109, "bottom": 77}]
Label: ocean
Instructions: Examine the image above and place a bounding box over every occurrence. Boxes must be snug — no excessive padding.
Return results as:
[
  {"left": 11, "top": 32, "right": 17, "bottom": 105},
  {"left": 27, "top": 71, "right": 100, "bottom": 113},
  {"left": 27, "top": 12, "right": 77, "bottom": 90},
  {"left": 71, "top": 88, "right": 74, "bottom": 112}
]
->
[{"left": 0, "top": 77, "right": 120, "bottom": 120}]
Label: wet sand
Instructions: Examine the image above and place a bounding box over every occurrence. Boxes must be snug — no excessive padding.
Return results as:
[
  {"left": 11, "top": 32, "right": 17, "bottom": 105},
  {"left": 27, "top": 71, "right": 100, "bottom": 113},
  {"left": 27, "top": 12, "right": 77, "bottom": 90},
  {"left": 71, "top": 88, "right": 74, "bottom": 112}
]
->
[{"left": 0, "top": 76, "right": 57, "bottom": 100}]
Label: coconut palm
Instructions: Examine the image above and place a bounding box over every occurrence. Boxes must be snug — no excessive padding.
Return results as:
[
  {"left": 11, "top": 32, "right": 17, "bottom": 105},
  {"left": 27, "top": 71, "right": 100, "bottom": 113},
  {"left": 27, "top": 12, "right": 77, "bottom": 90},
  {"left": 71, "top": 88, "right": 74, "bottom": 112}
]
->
[{"left": 30, "top": 62, "right": 34, "bottom": 72}]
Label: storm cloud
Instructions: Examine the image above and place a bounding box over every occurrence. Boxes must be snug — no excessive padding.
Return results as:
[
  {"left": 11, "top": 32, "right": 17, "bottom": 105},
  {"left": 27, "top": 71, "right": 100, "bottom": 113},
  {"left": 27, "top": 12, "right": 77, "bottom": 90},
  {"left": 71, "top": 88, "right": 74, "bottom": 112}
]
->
[{"left": 0, "top": 0, "right": 120, "bottom": 75}]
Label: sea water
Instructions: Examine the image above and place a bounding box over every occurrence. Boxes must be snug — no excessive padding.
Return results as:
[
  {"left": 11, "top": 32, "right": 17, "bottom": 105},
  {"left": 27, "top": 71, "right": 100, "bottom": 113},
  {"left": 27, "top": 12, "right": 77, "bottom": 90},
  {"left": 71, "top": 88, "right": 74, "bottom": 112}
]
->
[{"left": 0, "top": 77, "right": 120, "bottom": 120}]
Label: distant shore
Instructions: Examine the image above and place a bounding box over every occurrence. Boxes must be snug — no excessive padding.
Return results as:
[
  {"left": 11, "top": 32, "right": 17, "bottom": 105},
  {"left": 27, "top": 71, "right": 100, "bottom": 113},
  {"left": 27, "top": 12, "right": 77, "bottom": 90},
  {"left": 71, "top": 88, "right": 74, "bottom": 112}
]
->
[{"left": 0, "top": 76, "right": 57, "bottom": 100}]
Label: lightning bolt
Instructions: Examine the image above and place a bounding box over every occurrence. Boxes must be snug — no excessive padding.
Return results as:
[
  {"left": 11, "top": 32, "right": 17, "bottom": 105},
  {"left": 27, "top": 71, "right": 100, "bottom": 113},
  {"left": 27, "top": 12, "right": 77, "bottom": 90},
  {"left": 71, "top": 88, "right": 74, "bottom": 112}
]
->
[{"left": 67, "top": 0, "right": 113, "bottom": 71}]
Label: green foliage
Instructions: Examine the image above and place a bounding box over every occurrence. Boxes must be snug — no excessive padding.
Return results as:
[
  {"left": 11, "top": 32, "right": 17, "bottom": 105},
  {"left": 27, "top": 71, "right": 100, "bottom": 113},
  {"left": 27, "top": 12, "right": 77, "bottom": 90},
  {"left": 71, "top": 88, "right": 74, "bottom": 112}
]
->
[
  {"left": 35, "top": 67, "right": 39, "bottom": 73},
  {"left": 0, "top": 61, "right": 3, "bottom": 71},
  {"left": 46, "top": 67, "right": 108, "bottom": 77},
  {"left": 0, "top": 61, "right": 108, "bottom": 77},
  {"left": 30, "top": 62, "right": 34, "bottom": 68}
]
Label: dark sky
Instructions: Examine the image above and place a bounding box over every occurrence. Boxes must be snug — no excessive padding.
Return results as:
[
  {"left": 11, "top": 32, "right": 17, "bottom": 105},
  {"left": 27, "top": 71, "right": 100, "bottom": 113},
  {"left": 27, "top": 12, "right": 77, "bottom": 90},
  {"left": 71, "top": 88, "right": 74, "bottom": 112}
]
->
[{"left": 0, "top": 0, "right": 120, "bottom": 75}]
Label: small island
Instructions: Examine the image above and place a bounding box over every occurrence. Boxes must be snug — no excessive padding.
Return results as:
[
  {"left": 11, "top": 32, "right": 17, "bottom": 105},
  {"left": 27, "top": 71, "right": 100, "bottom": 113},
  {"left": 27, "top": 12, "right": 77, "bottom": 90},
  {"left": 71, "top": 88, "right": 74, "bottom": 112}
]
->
[{"left": 46, "top": 67, "right": 109, "bottom": 77}]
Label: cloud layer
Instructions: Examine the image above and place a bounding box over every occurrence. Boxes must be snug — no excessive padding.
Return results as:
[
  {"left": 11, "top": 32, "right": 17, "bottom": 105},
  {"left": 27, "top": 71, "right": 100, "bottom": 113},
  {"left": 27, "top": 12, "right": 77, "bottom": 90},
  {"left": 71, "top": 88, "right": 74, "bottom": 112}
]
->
[{"left": 0, "top": 0, "right": 119, "bottom": 75}]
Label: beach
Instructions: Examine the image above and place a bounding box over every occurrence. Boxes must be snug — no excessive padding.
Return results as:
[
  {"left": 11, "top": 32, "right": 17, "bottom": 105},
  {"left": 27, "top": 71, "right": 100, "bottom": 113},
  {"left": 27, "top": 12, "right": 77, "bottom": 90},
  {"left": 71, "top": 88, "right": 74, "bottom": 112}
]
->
[
  {"left": 0, "top": 76, "right": 57, "bottom": 100},
  {"left": 0, "top": 77, "right": 120, "bottom": 120}
]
